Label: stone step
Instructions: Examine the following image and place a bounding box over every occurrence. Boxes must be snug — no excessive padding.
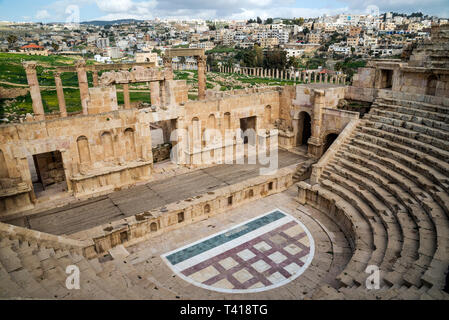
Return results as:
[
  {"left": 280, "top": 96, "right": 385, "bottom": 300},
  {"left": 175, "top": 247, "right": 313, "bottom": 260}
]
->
[
  {"left": 373, "top": 104, "right": 449, "bottom": 125},
  {"left": 339, "top": 143, "right": 449, "bottom": 288},
  {"left": 354, "top": 130, "right": 449, "bottom": 189},
  {"left": 366, "top": 114, "right": 449, "bottom": 142},
  {"left": 322, "top": 169, "right": 389, "bottom": 267},
  {"left": 357, "top": 125, "right": 449, "bottom": 173},
  {"left": 326, "top": 163, "right": 410, "bottom": 265},
  {"left": 339, "top": 146, "right": 437, "bottom": 254},
  {"left": 0, "top": 246, "right": 22, "bottom": 273},
  {"left": 364, "top": 120, "right": 449, "bottom": 152},
  {"left": 372, "top": 108, "right": 449, "bottom": 132},
  {"left": 0, "top": 262, "right": 24, "bottom": 297},
  {"left": 318, "top": 180, "right": 375, "bottom": 287},
  {"left": 377, "top": 97, "right": 449, "bottom": 114},
  {"left": 9, "top": 268, "right": 53, "bottom": 298},
  {"left": 322, "top": 166, "right": 419, "bottom": 287},
  {"left": 350, "top": 135, "right": 449, "bottom": 194}
]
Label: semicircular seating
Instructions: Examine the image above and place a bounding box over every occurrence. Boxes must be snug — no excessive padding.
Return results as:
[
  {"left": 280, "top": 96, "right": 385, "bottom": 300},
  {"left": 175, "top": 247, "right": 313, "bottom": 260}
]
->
[{"left": 305, "top": 95, "right": 449, "bottom": 299}]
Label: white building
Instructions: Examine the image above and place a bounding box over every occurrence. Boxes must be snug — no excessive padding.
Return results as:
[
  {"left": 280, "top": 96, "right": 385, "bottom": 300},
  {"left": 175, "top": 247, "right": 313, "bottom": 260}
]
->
[
  {"left": 94, "top": 55, "right": 111, "bottom": 63},
  {"left": 96, "top": 37, "right": 109, "bottom": 49},
  {"left": 285, "top": 48, "right": 304, "bottom": 58}
]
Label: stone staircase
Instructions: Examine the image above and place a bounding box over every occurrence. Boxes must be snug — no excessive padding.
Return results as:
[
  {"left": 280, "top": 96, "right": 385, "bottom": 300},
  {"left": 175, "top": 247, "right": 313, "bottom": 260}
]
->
[
  {"left": 0, "top": 233, "right": 180, "bottom": 299},
  {"left": 305, "top": 95, "right": 449, "bottom": 299}
]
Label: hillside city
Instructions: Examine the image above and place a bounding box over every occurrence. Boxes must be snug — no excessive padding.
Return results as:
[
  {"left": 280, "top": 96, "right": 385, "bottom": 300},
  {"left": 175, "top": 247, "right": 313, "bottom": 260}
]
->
[{"left": 2, "top": 12, "right": 448, "bottom": 72}]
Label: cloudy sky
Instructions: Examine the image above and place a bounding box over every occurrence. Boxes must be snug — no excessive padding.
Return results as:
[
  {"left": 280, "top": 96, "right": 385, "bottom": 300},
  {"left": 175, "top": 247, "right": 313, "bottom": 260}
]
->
[{"left": 0, "top": 0, "right": 448, "bottom": 22}]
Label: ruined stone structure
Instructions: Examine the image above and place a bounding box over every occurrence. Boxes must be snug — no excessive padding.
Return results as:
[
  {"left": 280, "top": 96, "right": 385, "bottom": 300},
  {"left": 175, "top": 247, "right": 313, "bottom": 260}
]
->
[
  {"left": 0, "top": 30, "right": 448, "bottom": 300},
  {"left": 217, "top": 65, "right": 347, "bottom": 85}
]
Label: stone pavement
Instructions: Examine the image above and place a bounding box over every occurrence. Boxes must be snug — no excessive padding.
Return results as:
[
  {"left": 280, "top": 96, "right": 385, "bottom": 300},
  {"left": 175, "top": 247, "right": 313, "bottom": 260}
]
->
[{"left": 122, "top": 187, "right": 352, "bottom": 299}]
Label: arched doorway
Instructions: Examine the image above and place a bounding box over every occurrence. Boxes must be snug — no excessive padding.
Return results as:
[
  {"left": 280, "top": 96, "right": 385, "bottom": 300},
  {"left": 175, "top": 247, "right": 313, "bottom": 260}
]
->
[
  {"left": 296, "top": 112, "right": 311, "bottom": 146},
  {"left": 323, "top": 133, "right": 338, "bottom": 153},
  {"left": 427, "top": 75, "right": 438, "bottom": 96}
]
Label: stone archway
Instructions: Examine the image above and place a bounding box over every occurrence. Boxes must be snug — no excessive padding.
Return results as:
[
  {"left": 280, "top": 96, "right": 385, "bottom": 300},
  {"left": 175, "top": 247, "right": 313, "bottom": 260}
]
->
[
  {"left": 323, "top": 133, "right": 338, "bottom": 153},
  {"left": 296, "top": 111, "right": 311, "bottom": 147}
]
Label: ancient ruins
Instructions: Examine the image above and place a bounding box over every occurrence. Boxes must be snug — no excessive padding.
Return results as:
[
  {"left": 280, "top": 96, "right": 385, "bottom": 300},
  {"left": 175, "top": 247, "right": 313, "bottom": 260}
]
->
[{"left": 0, "top": 25, "right": 448, "bottom": 300}]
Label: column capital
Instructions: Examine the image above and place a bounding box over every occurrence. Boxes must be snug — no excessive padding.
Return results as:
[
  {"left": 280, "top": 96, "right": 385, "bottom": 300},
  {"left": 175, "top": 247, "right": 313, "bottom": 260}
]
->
[
  {"left": 23, "top": 61, "right": 37, "bottom": 71},
  {"left": 196, "top": 55, "right": 206, "bottom": 64},
  {"left": 75, "top": 59, "right": 86, "bottom": 69}
]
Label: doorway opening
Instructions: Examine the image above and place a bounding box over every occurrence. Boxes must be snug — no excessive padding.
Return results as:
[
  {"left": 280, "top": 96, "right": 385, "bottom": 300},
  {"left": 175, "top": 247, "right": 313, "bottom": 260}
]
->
[
  {"left": 27, "top": 150, "right": 67, "bottom": 199},
  {"left": 323, "top": 133, "right": 338, "bottom": 153},
  {"left": 150, "top": 119, "right": 177, "bottom": 163},
  {"left": 380, "top": 69, "right": 393, "bottom": 89},
  {"left": 240, "top": 116, "right": 257, "bottom": 145},
  {"left": 297, "top": 112, "right": 311, "bottom": 147}
]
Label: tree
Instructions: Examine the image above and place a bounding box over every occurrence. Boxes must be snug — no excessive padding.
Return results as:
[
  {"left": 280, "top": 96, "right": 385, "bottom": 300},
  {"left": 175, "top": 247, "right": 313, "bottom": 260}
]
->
[
  {"left": 51, "top": 43, "right": 59, "bottom": 51},
  {"left": 7, "top": 35, "right": 17, "bottom": 46},
  {"left": 254, "top": 44, "right": 264, "bottom": 67},
  {"left": 265, "top": 18, "right": 273, "bottom": 25},
  {"left": 264, "top": 49, "right": 288, "bottom": 70},
  {"left": 209, "top": 24, "right": 216, "bottom": 31},
  {"left": 257, "top": 17, "right": 262, "bottom": 24}
]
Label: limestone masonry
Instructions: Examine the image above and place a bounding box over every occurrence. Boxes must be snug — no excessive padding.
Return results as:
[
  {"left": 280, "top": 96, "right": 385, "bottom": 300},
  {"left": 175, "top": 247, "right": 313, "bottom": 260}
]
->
[{"left": 0, "top": 26, "right": 449, "bottom": 300}]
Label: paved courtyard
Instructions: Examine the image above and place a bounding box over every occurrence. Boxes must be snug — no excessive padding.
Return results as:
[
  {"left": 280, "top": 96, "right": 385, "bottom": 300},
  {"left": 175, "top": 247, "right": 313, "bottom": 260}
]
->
[
  {"left": 118, "top": 187, "right": 352, "bottom": 299},
  {"left": 162, "top": 209, "right": 314, "bottom": 293}
]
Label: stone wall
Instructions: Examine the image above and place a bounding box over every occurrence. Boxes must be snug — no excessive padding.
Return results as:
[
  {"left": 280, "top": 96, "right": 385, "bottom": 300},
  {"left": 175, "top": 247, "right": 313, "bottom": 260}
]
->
[
  {"left": 0, "top": 108, "right": 155, "bottom": 216},
  {"left": 70, "top": 166, "right": 296, "bottom": 255}
]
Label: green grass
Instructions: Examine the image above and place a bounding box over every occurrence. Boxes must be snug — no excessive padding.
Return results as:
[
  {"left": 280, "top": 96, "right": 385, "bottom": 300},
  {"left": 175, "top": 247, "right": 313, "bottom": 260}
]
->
[
  {"left": 0, "top": 52, "right": 77, "bottom": 66},
  {"left": 0, "top": 53, "right": 96, "bottom": 87},
  {"left": 117, "top": 91, "right": 151, "bottom": 104}
]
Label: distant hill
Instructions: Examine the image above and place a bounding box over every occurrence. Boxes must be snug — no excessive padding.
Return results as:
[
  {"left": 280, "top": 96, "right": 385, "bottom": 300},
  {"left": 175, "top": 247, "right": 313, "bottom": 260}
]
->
[{"left": 80, "top": 19, "right": 144, "bottom": 26}]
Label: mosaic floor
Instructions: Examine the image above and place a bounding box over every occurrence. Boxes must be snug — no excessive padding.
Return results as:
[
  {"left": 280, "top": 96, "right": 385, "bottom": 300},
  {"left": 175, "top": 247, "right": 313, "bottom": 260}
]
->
[{"left": 162, "top": 209, "right": 315, "bottom": 293}]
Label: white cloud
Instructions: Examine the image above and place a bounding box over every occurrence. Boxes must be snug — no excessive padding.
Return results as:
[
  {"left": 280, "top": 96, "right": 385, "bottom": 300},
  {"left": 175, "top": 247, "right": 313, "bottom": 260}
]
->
[
  {"left": 338, "top": 0, "right": 449, "bottom": 17},
  {"left": 95, "top": 0, "right": 135, "bottom": 13},
  {"left": 228, "top": 6, "right": 350, "bottom": 20},
  {"left": 94, "top": 0, "right": 157, "bottom": 20},
  {"left": 36, "top": 9, "right": 51, "bottom": 20}
]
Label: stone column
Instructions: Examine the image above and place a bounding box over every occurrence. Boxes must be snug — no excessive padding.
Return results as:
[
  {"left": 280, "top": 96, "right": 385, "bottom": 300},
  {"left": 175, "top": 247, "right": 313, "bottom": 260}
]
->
[
  {"left": 276, "top": 69, "right": 279, "bottom": 79},
  {"left": 325, "top": 73, "right": 329, "bottom": 83},
  {"left": 197, "top": 55, "right": 206, "bottom": 101},
  {"left": 150, "top": 81, "right": 161, "bottom": 106},
  {"left": 163, "top": 56, "right": 173, "bottom": 80},
  {"left": 23, "top": 61, "right": 45, "bottom": 120},
  {"left": 123, "top": 83, "right": 131, "bottom": 109},
  {"left": 280, "top": 70, "right": 283, "bottom": 80},
  {"left": 308, "top": 89, "right": 325, "bottom": 158},
  {"left": 54, "top": 71, "right": 67, "bottom": 117},
  {"left": 294, "top": 71, "right": 297, "bottom": 82},
  {"left": 160, "top": 80, "right": 166, "bottom": 106},
  {"left": 92, "top": 70, "right": 99, "bottom": 87},
  {"left": 319, "top": 73, "right": 323, "bottom": 83},
  {"left": 76, "top": 60, "right": 89, "bottom": 115}
]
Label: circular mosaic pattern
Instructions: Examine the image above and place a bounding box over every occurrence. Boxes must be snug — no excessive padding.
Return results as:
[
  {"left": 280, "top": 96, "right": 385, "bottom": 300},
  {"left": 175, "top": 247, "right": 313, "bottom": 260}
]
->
[{"left": 161, "top": 209, "right": 315, "bottom": 293}]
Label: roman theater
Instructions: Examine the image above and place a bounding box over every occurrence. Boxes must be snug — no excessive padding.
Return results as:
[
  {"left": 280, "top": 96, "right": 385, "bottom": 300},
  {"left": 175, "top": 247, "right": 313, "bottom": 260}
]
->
[{"left": 0, "top": 26, "right": 448, "bottom": 300}]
